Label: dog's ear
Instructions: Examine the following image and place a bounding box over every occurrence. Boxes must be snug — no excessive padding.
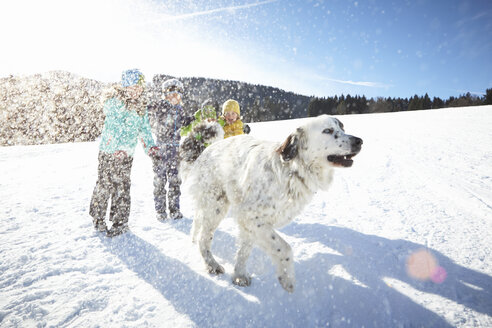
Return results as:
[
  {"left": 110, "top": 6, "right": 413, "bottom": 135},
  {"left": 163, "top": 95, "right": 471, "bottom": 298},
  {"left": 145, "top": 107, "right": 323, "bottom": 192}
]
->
[
  {"left": 277, "top": 129, "right": 301, "bottom": 162},
  {"left": 334, "top": 118, "right": 344, "bottom": 131}
]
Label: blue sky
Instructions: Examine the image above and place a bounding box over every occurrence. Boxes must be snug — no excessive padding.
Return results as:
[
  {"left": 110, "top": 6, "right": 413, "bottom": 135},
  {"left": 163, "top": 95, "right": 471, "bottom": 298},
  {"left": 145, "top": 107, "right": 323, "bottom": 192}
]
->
[{"left": 1, "top": 0, "right": 491, "bottom": 99}]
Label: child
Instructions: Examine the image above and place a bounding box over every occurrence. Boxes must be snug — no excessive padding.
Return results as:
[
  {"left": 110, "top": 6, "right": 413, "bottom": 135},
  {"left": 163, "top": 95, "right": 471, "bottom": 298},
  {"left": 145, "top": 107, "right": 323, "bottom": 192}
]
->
[
  {"left": 148, "top": 78, "right": 191, "bottom": 220},
  {"left": 178, "top": 99, "right": 225, "bottom": 165},
  {"left": 89, "top": 69, "right": 158, "bottom": 237},
  {"left": 219, "top": 99, "right": 244, "bottom": 138},
  {"left": 180, "top": 98, "right": 224, "bottom": 138}
]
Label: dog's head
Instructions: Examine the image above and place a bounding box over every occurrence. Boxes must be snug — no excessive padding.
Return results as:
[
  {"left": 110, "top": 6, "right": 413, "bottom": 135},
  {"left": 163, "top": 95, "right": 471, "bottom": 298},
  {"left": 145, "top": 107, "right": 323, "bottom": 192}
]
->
[{"left": 277, "top": 115, "right": 362, "bottom": 168}]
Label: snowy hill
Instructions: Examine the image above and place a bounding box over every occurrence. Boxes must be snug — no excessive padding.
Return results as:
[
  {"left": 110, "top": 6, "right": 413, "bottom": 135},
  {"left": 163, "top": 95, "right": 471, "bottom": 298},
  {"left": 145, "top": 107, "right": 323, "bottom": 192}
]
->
[
  {"left": 0, "top": 71, "right": 106, "bottom": 146},
  {"left": 1, "top": 106, "right": 491, "bottom": 327}
]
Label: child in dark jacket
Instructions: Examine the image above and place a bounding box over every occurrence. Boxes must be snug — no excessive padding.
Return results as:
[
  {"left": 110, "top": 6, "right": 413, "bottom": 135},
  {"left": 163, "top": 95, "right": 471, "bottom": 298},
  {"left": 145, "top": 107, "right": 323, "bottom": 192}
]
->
[
  {"left": 89, "top": 69, "right": 158, "bottom": 237},
  {"left": 148, "top": 78, "right": 191, "bottom": 220}
]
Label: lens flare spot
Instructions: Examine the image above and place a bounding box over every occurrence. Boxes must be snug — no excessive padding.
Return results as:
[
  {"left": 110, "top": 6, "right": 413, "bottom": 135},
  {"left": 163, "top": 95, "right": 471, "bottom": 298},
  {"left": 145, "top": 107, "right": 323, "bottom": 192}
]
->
[
  {"left": 431, "top": 266, "right": 447, "bottom": 284},
  {"left": 406, "top": 249, "right": 445, "bottom": 283}
]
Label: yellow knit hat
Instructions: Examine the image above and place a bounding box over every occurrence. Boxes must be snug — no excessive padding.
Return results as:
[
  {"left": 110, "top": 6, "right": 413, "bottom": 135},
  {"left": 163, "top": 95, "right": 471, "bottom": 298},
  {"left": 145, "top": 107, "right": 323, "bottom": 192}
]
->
[{"left": 222, "top": 99, "right": 240, "bottom": 115}]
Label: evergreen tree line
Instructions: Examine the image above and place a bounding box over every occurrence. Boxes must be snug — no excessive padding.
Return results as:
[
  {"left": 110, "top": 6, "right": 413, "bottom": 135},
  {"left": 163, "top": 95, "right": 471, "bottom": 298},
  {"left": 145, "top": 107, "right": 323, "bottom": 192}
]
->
[
  {"left": 308, "top": 88, "right": 492, "bottom": 117},
  {"left": 152, "top": 74, "right": 311, "bottom": 123}
]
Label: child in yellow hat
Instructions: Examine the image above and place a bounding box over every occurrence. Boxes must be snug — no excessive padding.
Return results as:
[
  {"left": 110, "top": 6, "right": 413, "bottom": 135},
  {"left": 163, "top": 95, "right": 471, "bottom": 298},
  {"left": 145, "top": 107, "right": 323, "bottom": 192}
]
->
[{"left": 219, "top": 99, "right": 244, "bottom": 138}]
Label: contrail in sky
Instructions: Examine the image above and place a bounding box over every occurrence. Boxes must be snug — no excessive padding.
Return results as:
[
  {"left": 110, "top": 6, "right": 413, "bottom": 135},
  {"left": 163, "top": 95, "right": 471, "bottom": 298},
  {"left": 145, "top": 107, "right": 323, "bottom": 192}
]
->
[
  {"left": 326, "top": 78, "right": 392, "bottom": 88},
  {"left": 150, "top": 0, "right": 278, "bottom": 23}
]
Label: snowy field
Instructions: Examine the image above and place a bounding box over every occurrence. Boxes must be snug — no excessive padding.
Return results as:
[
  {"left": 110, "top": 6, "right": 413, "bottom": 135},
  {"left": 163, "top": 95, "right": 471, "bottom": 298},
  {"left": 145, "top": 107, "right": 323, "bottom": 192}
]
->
[{"left": 1, "top": 106, "right": 491, "bottom": 327}]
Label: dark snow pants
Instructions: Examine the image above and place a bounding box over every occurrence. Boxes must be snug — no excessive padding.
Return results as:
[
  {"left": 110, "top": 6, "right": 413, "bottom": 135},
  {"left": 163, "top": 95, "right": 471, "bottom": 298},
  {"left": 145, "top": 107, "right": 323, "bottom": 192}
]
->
[
  {"left": 89, "top": 151, "right": 133, "bottom": 225},
  {"left": 152, "top": 144, "right": 181, "bottom": 215}
]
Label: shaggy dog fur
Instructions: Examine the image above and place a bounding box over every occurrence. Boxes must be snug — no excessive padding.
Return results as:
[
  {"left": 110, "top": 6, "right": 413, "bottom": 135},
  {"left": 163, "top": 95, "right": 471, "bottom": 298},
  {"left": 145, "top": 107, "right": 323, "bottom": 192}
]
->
[
  {"left": 179, "top": 121, "right": 224, "bottom": 178},
  {"left": 179, "top": 115, "right": 362, "bottom": 292}
]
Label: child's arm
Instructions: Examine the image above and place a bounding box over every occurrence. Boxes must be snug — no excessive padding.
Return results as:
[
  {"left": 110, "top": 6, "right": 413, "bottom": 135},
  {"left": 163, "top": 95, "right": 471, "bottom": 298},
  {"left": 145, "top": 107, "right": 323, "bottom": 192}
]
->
[
  {"left": 217, "top": 116, "right": 225, "bottom": 127},
  {"left": 179, "top": 109, "right": 195, "bottom": 136},
  {"left": 140, "top": 112, "right": 157, "bottom": 155},
  {"left": 234, "top": 120, "right": 245, "bottom": 136},
  {"left": 180, "top": 122, "right": 193, "bottom": 137},
  {"left": 103, "top": 99, "right": 112, "bottom": 116}
]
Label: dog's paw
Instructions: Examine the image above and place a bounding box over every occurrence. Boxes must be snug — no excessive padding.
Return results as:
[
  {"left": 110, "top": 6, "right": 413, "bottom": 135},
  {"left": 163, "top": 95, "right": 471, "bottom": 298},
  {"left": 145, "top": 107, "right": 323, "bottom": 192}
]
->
[
  {"left": 232, "top": 274, "right": 252, "bottom": 287},
  {"left": 207, "top": 263, "right": 225, "bottom": 275},
  {"left": 278, "top": 274, "right": 295, "bottom": 293}
]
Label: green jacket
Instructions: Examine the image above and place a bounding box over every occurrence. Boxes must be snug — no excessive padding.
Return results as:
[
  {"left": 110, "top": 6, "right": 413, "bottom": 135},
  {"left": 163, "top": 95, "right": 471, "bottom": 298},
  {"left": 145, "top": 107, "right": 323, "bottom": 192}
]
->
[
  {"left": 180, "top": 105, "right": 225, "bottom": 137},
  {"left": 99, "top": 88, "right": 156, "bottom": 156}
]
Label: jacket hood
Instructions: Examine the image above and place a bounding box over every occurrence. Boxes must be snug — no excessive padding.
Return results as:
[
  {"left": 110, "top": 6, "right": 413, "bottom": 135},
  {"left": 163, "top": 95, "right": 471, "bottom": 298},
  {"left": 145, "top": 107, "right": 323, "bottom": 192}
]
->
[{"left": 102, "top": 84, "right": 147, "bottom": 116}]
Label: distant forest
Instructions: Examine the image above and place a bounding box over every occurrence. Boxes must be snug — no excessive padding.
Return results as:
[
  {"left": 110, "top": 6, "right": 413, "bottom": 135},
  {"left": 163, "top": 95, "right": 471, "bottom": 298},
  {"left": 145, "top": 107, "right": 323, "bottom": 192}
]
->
[
  {"left": 154, "top": 75, "right": 492, "bottom": 123},
  {"left": 307, "top": 88, "right": 492, "bottom": 117},
  {"left": 152, "top": 74, "right": 311, "bottom": 123}
]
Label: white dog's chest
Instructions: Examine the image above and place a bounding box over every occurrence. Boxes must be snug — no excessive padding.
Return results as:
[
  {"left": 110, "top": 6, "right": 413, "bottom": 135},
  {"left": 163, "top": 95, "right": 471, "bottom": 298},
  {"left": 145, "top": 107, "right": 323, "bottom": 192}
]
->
[{"left": 259, "top": 196, "right": 310, "bottom": 228}]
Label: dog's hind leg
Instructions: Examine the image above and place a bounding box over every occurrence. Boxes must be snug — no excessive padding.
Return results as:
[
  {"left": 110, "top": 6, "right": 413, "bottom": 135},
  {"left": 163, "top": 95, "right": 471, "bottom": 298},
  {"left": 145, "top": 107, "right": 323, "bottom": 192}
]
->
[
  {"left": 254, "top": 226, "right": 295, "bottom": 293},
  {"left": 232, "top": 228, "right": 253, "bottom": 287}
]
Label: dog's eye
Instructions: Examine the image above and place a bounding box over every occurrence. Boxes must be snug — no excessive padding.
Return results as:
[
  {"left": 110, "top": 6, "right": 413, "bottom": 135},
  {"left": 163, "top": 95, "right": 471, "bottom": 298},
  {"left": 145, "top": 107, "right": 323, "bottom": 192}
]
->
[{"left": 323, "top": 128, "right": 334, "bottom": 135}]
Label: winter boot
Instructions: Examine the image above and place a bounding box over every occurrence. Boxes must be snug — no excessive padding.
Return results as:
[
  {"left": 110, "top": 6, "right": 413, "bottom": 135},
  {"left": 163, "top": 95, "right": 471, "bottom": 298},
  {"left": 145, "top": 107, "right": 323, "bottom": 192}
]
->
[
  {"left": 156, "top": 212, "right": 168, "bottom": 221},
  {"left": 106, "top": 221, "right": 129, "bottom": 237},
  {"left": 169, "top": 208, "right": 183, "bottom": 220},
  {"left": 93, "top": 218, "right": 107, "bottom": 232}
]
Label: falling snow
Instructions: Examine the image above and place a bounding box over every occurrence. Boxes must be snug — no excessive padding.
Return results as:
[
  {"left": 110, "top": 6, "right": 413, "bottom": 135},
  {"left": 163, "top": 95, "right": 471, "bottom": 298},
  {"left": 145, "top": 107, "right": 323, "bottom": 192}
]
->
[{"left": 1, "top": 105, "right": 491, "bottom": 327}]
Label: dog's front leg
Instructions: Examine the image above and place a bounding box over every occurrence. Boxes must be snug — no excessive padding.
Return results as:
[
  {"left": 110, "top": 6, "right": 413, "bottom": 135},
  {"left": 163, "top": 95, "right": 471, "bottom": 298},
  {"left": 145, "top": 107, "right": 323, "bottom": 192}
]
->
[
  {"left": 232, "top": 229, "right": 253, "bottom": 287},
  {"left": 255, "top": 226, "right": 295, "bottom": 293},
  {"left": 198, "top": 215, "right": 225, "bottom": 274},
  {"left": 190, "top": 215, "right": 202, "bottom": 244}
]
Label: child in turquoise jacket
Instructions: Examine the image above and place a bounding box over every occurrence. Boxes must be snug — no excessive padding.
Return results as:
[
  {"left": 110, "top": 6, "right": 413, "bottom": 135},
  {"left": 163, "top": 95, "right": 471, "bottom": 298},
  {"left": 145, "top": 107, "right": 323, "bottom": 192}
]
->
[{"left": 90, "top": 69, "right": 158, "bottom": 237}]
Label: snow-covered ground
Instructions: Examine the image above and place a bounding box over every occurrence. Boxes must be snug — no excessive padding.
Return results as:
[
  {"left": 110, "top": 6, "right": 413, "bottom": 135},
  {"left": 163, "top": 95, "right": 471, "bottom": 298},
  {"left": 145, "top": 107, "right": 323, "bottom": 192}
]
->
[{"left": 1, "top": 106, "right": 491, "bottom": 327}]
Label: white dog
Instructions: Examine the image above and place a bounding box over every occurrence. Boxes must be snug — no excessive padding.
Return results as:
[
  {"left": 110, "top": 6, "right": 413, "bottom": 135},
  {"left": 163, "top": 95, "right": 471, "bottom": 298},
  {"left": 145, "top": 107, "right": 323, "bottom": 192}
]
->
[{"left": 179, "top": 115, "right": 362, "bottom": 292}]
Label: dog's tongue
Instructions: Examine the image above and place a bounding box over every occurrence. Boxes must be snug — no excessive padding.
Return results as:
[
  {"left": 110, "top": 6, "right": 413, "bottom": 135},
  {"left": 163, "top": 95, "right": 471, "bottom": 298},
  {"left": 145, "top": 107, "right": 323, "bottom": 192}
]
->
[{"left": 327, "top": 155, "right": 353, "bottom": 167}]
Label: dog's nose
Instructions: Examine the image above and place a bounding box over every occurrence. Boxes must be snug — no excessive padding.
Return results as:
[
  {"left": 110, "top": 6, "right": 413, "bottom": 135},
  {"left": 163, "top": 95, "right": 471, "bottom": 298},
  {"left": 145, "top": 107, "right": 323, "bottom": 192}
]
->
[{"left": 352, "top": 137, "right": 363, "bottom": 147}]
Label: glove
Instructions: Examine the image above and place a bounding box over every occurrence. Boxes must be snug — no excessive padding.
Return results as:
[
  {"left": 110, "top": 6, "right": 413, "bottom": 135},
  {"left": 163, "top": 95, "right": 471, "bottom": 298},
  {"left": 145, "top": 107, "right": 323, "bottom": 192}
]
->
[
  {"left": 243, "top": 124, "right": 251, "bottom": 134},
  {"left": 148, "top": 146, "right": 160, "bottom": 159},
  {"left": 183, "top": 115, "right": 194, "bottom": 127},
  {"left": 113, "top": 150, "right": 128, "bottom": 160}
]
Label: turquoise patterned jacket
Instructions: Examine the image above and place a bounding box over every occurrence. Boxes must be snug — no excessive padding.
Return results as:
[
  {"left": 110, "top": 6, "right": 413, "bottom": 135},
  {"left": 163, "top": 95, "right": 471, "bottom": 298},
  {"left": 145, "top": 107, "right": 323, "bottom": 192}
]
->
[{"left": 99, "top": 89, "right": 156, "bottom": 156}]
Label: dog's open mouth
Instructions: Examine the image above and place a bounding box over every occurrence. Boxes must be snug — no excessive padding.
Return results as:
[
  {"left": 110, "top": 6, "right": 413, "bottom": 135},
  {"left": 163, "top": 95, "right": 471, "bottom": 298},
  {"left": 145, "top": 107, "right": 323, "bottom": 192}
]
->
[{"left": 327, "top": 154, "right": 357, "bottom": 167}]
